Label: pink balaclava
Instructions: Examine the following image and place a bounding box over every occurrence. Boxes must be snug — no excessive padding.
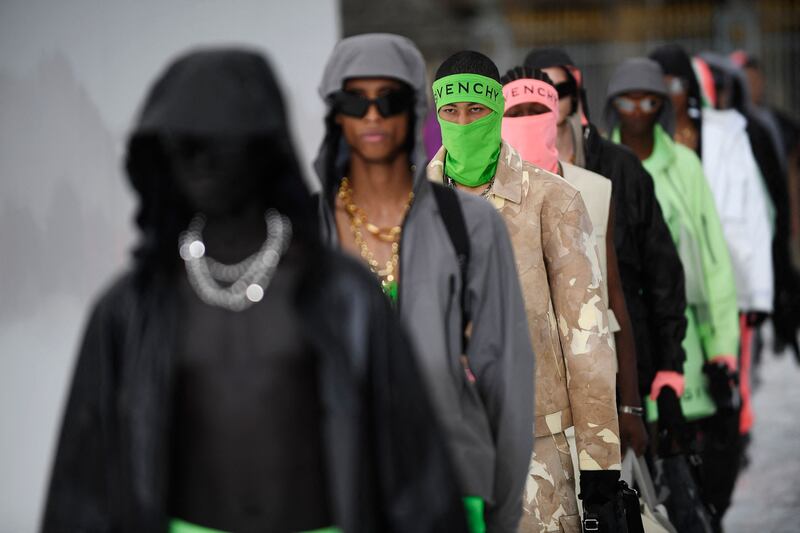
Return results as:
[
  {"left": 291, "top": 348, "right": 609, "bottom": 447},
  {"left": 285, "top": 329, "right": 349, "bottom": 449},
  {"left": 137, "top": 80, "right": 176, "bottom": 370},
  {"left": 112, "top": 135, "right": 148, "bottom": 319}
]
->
[{"left": 501, "top": 78, "right": 560, "bottom": 174}]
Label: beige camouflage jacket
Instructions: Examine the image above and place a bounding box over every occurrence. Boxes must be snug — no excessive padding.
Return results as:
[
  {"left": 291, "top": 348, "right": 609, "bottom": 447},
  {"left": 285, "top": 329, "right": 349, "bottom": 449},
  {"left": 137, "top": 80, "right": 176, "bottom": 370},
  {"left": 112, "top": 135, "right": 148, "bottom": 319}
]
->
[{"left": 429, "top": 142, "right": 621, "bottom": 471}]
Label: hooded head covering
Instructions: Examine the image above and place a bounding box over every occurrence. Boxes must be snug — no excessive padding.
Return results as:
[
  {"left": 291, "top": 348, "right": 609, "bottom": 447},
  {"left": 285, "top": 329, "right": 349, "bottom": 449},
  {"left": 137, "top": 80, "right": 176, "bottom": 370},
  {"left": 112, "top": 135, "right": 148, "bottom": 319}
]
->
[
  {"left": 698, "top": 51, "right": 756, "bottom": 113},
  {"left": 315, "top": 33, "right": 428, "bottom": 196},
  {"left": 524, "top": 48, "right": 575, "bottom": 71},
  {"left": 604, "top": 57, "right": 674, "bottom": 136},
  {"left": 126, "top": 48, "right": 313, "bottom": 274},
  {"left": 649, "top": 45, "right": 702, "bottom": 118},
  {"left": 524, "top": 48, "right": 589, "bottom": 123},
  {"left": 649, "top": 43, "right": 704, "bottom": 155}
]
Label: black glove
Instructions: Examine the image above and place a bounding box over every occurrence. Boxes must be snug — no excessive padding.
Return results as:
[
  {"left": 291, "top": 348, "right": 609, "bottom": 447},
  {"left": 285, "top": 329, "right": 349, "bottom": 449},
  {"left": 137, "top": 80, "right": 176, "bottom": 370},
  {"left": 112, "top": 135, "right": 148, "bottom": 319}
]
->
[
  {"left": 580, "top": 470, "right": 621, "bottom": 532},
  {"left": 703, "top": 360, "right": 740, "bottom": 411},
  {"left": 656, "top": 386, "right": 687, "bottom": 455}
]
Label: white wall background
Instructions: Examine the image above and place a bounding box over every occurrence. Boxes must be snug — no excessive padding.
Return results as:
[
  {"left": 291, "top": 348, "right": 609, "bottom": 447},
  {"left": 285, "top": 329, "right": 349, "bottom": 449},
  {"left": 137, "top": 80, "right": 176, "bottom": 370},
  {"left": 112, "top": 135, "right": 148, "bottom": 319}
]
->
[{"left": 0, "top": 1, "right": 340, "bottom": 530}]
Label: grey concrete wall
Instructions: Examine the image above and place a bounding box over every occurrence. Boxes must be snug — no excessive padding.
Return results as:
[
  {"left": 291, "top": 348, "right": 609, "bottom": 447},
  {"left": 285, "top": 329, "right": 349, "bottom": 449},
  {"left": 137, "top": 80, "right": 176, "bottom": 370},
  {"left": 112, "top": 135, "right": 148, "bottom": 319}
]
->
[{"left": 0, "top": 2, "right": 340, "bottom": 530}]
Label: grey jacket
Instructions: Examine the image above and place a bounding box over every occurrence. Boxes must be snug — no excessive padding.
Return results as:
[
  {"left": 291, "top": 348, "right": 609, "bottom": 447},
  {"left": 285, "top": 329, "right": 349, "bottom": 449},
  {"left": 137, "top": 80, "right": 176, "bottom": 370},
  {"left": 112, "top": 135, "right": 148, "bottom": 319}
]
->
[{"left": 314, "top": 33, "right": 535, "bottom": 532}]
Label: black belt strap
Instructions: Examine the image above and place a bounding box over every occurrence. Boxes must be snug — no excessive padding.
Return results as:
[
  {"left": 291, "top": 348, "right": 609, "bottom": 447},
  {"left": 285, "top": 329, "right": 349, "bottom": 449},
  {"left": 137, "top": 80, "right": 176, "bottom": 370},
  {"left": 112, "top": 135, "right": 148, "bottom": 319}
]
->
[{"left": 431, "top": 183, "right": 471, "bottom": 353}]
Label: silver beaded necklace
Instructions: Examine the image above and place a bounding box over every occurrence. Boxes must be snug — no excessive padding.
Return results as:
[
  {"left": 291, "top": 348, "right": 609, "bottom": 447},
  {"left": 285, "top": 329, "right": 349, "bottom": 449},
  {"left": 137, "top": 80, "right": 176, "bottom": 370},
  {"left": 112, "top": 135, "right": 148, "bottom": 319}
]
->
[
  {"left": 446, "top": 175, "right": 495, "bottom": 198},
  {"left": 178, "top": 209, "right": 292, "bottom": 312}
]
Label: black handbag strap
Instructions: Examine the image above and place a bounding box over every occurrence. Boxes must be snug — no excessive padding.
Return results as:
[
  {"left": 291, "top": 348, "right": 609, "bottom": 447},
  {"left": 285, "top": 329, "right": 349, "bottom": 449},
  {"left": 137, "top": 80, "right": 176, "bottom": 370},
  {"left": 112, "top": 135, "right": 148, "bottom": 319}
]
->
[{"left": 431, "top": 183, "right": 471, "bottom": 352}]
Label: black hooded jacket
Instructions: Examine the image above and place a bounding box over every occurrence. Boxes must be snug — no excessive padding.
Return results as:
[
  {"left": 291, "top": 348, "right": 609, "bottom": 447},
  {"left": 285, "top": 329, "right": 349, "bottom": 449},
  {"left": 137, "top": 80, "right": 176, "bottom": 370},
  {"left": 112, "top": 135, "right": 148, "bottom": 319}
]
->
[
  {"left": 41, "top": 49, "right": 466, "bottom": 533},
  {"left": 747, "top": 115, "right": 800, "bottom": 353},
  {"left": 582, "top": 124, "right": 688, "bottom": 394}
]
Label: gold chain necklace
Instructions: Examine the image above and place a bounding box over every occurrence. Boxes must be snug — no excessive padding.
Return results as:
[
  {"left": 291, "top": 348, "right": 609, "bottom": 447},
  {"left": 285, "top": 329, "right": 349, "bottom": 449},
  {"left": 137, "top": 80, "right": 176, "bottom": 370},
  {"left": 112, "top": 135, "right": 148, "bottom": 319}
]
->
[{"left": 338, "top": 177, "right": 414, "bottom": 294}]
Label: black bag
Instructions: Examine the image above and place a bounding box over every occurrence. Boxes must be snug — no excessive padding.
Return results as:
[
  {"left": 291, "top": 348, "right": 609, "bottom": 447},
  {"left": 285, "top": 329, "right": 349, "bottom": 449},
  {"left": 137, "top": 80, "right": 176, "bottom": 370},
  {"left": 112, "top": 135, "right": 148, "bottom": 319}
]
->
[
  {"left": 619, "top": 480, "right": 645, "bottom": 533},
  {"left": 652, "top": 455, "right": 714, "bottom": 533},
  {"left": 582, "top": 480, "right": 644, "bottom": 533}
]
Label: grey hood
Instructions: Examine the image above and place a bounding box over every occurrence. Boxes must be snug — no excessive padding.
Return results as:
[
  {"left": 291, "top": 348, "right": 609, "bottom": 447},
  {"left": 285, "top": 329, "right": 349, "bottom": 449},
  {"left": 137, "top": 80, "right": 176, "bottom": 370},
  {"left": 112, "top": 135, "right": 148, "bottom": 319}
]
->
[
  {"left": 314, "top": 33, "right": 429, "bottom": 196},
  {"left": 604, "top": 57, "right": 675, "bottom": 136}
]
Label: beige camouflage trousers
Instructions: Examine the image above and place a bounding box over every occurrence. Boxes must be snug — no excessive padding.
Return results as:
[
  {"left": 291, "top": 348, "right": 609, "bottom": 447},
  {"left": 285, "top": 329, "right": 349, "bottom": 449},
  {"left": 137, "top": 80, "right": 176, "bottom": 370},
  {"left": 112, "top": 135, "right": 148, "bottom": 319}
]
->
[{"left": 519, "top": 432, "right": 582, "bottom": 533}]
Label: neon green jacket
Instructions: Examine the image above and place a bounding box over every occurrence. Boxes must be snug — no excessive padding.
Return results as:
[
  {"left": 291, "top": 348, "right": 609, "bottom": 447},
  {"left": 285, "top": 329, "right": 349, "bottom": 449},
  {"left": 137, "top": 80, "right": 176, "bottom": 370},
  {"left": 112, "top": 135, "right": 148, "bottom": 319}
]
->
[{"left": 615, "top": 125, "right": 739, "bottom": 420}]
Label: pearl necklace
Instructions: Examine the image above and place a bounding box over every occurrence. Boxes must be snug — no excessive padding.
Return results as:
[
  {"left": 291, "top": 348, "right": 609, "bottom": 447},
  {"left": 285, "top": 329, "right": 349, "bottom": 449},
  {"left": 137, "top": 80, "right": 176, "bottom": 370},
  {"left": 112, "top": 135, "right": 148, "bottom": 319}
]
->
[{"left": 178, "top": 209, "right": 292, "bottom": 312}]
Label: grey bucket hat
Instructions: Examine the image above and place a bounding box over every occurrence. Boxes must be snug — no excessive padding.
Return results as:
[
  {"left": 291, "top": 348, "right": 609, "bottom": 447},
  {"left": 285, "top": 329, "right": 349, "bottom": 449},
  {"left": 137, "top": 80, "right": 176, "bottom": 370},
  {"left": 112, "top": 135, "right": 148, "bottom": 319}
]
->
[{"left": 604, "top": 57, "right": 675, "bottom": 136}]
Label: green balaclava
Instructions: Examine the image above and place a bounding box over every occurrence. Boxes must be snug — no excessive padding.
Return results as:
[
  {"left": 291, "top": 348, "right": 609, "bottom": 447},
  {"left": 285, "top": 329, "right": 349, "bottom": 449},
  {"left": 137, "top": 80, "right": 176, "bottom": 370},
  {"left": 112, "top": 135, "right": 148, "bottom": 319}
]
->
[{"left": 432, "top": 73, "right": 505, "bottom": 187}]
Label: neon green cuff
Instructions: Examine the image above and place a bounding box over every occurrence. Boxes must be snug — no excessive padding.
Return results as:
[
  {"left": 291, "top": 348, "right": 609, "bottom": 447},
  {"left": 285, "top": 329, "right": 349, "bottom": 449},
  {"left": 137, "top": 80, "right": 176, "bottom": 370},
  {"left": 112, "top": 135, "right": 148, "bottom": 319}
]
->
[{"left": 462, "top": 496, "right": 486, "bottom": 533}]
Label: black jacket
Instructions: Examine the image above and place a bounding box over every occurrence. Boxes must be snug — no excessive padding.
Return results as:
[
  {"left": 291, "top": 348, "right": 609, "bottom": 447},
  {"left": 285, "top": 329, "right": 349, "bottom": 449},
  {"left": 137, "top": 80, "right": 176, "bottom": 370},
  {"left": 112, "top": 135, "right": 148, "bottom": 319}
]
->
[
  {"left": 42, "top": 255, "right": 467, "bottom": 533},
  {"left": 583, "top": 123, "right": 688, "bottom": 395},
  {"left": 746, "top": 115, "right": 800, "bottom": 355},
  {"left": 41, "top": 48, "right": 467, "bottom": 533}
]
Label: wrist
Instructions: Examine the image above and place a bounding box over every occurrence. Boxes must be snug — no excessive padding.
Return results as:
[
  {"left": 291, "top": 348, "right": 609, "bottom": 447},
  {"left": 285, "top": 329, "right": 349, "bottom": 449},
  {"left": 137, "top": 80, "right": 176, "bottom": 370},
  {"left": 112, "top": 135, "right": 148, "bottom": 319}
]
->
[{"left": 619, "top": 390, "right": 642, "bottom": 408}]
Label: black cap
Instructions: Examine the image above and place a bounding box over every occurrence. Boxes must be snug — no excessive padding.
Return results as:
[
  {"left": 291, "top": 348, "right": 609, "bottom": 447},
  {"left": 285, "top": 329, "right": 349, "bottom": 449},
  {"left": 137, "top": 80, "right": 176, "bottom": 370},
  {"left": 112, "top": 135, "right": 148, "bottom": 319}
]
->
[{"left": 524, "top": 48, "right": 576, "bottom": 70}]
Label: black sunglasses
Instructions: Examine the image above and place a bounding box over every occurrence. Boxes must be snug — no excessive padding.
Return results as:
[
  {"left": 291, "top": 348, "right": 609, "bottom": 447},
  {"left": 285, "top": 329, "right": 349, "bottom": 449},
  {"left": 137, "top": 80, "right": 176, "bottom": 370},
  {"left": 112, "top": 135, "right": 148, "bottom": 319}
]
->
[
  {"left": 331, "top": 89, "right": 413, "bottom": 118},
  {"left": 554, "top": 79, "right": 577, "bottom": 99}
]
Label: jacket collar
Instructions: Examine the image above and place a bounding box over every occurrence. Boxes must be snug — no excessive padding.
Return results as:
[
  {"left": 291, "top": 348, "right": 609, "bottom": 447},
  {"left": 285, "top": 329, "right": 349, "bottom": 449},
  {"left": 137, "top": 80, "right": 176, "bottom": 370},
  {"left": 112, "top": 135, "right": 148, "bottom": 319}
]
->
[
  {"left": 426, "top": 141, "right": 524, "bottom": 205},
  {"left": 582, "top": 122, "right": 604, "bottom": 169},
  {"left": 644, "top": 124, "right": 677, "bottom": 174},
  {"left": 612, "top": 123, "right": 675, "bottom": 175}
]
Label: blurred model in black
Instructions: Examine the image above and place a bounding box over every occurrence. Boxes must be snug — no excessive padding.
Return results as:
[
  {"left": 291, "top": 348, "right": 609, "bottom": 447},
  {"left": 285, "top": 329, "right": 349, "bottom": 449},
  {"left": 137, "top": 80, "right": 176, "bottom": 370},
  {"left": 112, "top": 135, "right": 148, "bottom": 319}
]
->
[
  {"left": 41, "top": 48, "right": 466, "bottom": 533},
  {"left": 739, "top": 52, "right": 800, "bottom": 349},
  {"left": 740, "top": 54, "right": 800, "bottom": 272}
]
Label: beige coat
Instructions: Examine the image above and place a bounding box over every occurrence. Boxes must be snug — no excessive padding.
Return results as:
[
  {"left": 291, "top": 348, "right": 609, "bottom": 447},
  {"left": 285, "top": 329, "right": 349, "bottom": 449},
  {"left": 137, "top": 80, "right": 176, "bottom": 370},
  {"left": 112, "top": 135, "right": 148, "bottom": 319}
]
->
[
  {"left": 429, "top": 143, "right": 621, "bottom": 472},
  {"left": 561, "top": 161, "right": 621, "bottom": 341}
]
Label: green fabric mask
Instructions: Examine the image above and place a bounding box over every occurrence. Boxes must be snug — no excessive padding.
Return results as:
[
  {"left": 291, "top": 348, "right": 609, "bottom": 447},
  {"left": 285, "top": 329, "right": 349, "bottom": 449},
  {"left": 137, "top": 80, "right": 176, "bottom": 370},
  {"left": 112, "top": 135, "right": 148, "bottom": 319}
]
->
[{"left": 432, "top": 73, "right": 505, "bottom": 187}]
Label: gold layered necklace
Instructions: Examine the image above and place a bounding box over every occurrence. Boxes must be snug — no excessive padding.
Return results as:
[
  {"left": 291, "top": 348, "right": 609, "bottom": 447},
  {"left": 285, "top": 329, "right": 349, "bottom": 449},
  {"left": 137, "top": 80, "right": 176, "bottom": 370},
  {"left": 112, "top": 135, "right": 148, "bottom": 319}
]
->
[{"left": 338, "top": 177, "right": 414, "bottom": 300}]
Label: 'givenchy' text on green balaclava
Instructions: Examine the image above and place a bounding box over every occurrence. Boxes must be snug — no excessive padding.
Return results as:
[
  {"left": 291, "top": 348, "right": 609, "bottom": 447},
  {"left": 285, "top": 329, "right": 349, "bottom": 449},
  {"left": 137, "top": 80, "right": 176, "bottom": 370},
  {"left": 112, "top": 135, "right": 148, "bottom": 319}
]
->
[{"left": 433, "top": 73, "right": 505, "bottom": 187}]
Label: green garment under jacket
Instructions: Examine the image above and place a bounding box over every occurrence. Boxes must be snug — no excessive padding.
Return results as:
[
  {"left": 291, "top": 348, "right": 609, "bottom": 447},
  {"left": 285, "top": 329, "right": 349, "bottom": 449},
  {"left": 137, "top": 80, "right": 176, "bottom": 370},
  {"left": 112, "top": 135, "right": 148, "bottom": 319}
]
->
[{"left": 615, "top": 125, "right": 739, "bottom": 421}]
